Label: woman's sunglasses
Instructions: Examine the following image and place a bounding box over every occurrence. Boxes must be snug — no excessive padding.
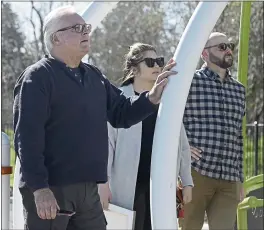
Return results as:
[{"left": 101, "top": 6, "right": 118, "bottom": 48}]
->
[
  {"left": 139, "top": 57, "right": 165, "bottom": 68},
  {"left": 204, "top": 43, "right": 235, "bottom": 51}
]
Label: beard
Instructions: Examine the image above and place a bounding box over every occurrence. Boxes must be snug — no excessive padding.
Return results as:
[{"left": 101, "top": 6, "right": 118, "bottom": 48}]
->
[{"left": 209, "top": 51, "right": 233, "bottom": 69}]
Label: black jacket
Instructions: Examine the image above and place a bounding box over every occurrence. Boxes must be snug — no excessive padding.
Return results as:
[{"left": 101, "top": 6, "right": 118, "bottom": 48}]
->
[{"left": 13, "top": 57, "right": 157, "bottom": 191}]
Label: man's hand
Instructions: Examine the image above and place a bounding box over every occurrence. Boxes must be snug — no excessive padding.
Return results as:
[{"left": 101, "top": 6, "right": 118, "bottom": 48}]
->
[
  {"left": 98, "top": 182, "right": 112, "bottom": 210},
  {"left": 33, "top": 188, "right": 60, "bottom": 220},
  {"left": 183, "top": 186, "right": 192, "bottom": 204},
  {"left": 148, "top": 58, "right": 177, "bottom": 105},
  {"left": 190, "top": 146, "right": 202, "bottom": 160}
]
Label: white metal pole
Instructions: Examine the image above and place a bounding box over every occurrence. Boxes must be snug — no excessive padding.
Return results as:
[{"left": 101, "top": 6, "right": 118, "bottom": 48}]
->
[
  {"left": 13, "top": 158, "right": 24, "bottom": 229},
  {"left": 80, "top": 1, "right": 119, "bottom": 63},
  {"left": 80, "top": 1, "right": 119, "bottom": 35},
  {"left": 150, "top": 2, "right": 229, "bottom": 229},
  {"left": 2, "top": 132, "right": 12, "bottom": 230}
]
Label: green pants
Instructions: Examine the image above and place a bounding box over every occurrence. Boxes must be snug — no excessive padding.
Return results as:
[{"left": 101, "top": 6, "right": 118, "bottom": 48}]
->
[{"left": 183, "top": 169, "right": 241, "bottom": 230}]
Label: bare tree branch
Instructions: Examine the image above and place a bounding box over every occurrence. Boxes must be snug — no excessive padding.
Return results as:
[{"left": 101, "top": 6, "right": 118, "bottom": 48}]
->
[
  {"left": 27, "top": 7, "right": 41, "bottom": 60},
  {"left": 31, "top": 1, "right": 46, "bottom": 55},
  {"left": 49, "top": 1, "right": 53, "bottom": 12}
]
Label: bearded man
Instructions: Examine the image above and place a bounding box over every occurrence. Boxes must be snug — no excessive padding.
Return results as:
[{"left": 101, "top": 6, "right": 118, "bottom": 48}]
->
[{"left": 182, "top": 32, "right": 246, "bottom": 230}]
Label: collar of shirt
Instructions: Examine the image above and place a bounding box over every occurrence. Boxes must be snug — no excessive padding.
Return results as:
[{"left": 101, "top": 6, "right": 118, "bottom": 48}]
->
[
  {"left": 48, "top": 56, "right": 86, "bottom": 76},
  {"left": 201, "top": 66, "right": 232, "bottom": 83},
  {"left": 47, "top": 55, "right": 85, "bottom": 71}
]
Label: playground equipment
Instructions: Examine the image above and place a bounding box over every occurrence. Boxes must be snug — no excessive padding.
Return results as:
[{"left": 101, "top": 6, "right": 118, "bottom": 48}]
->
[
  {"left": 11, "top": 1, "right": 262, "bottom": 230},
  {"left": 235, "top": 3, "right": 264, "bottom": 229},
  {"left": 1, "top": 132, "right": 12, "bottom": 230},
  {"left": 237, "top": 174, "right": 264, "bottom": 230}
]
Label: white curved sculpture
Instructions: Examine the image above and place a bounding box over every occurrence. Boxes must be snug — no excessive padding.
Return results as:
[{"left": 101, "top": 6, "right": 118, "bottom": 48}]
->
[
  {"left": 12, "top": 2, "right": 119, "bottom": 229},
  {"left": 150, "top": 1, "right": 228, "bottom": 229},
  {"left": 81, "top": 2, "right": 119, "bottom": 34}
]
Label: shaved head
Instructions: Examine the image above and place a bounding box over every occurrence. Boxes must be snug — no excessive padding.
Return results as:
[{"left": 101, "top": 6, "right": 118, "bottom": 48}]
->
[
  {"left": 205, "top": 32, "right": 227, "bottom": 47},
  {"left": 202, "top": 32, "right": 234, "bottom": 69}
]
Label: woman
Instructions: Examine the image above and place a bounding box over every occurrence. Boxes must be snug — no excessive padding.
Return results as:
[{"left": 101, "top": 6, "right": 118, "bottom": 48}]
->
[{"left": 99, "top": 43, "right": 193, "bottom": 230}]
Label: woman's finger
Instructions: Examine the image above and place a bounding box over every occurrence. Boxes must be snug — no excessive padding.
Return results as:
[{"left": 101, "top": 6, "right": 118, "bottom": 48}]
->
[
  {"left": 162, "top": 61, "right": 176, "bottom": 72},
  {"left": 156, "top": 70, "right": 178, "bottom": 84}
]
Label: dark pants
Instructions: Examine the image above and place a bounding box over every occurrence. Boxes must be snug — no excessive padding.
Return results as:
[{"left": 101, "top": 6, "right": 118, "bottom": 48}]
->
[
  {"left": 20, "top": 182, "right": 107, "bottom": 230},
  {"left": 133, "top": 182, "right": 152, "bottom": 230}
]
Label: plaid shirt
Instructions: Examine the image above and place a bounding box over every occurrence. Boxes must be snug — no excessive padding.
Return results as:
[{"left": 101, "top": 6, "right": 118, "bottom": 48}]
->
[{"left": 183, "top": 67, "right": 246, "bottom": 182}]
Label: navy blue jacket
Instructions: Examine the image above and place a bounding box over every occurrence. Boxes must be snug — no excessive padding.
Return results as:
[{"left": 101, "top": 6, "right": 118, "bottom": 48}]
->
[{"left": 13, "top": 57, "right": 157, "bottom": 191}]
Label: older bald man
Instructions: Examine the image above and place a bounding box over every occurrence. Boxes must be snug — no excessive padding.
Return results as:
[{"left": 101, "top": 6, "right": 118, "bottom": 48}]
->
[
  {"left": 182, "top": 32, "right": 246, "bottom": 230},
  {"left": 13, "top": 5, "right": 177, "bottom": 230}
]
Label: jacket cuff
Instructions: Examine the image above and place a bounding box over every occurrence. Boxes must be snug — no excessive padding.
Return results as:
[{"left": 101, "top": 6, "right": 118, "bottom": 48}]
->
[
  {"left": 181, "top": 174, "right": 194, "bottom": 188},
  {"left": 143, "top": 92, "right": 159, "bottom": 111},
  {"left": 29, "top": 183, "right": 49, "bottom": 193}
]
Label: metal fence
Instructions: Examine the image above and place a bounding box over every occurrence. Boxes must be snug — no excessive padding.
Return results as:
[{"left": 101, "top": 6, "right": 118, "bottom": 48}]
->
[
  {"left": 244, "top": 121, "right": 264, "bottom": 179},
  {"left": 2, "top": 122, "right": 263, "bottom": 179}
]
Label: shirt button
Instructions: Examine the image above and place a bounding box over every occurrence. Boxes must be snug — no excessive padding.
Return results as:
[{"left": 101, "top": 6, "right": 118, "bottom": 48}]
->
[{"left": 225, "top": 127, "right": 228, "bottom": 131}]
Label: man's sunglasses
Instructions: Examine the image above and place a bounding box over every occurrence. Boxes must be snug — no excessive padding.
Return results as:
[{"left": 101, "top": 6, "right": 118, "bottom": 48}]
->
[
  {"left": 139, "top": 57, "right": 165, "bottom": 68},
  {"left": 204, "top": 43, "right": 235, "bottom": 51},
  {"left": 56, "top": 23, "right": 92, "bottom": 34}
]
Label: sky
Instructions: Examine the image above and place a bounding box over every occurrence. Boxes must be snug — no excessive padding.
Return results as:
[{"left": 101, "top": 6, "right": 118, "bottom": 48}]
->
[
  {"left": 8, "top": 1, "right": 187, "bottom": 43},
  {"left": 9, "top": 2, "right": 93, "bottom": 41}
]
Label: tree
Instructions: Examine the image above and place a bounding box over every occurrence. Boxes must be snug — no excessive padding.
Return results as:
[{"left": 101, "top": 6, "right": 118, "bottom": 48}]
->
[
  {"left": 212, "top": 2, "right": 264, "bottom": 123},
  {"left": 1, "top": 2, "right": 35, "bottom": 124},
  {"left": 89, "top": 1, "right": 263, "bottom": 122},
  {"left": 89, "top": 2, "right": 199, "bottom": 85},
  {"left": 89, "top": 2, "right": 165, "bottom": 85},
  {"left": 2, "top": 2, "right": 262, "bottom": 124},
  {"left": 26, "top": 1, "right": 74, "bottom": 60}
]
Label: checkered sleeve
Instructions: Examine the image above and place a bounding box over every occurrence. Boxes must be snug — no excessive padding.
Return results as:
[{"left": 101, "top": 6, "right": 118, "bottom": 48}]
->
[
  {"left": 238, "top": 129, "right": 244, "bottom": 182},
  {"left": 238, "top": 88, "right": 246, "bottom": 183}
]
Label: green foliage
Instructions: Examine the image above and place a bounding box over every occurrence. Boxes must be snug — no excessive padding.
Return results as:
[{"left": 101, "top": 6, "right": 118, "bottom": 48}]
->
[
  {"left": 89, "top": 1, "right": 169, "bottom": 85},
  {"left": 1, "top": 2, "right": 35, "bottom": 123},
  {"left": 89, "top": 2, "right": 263, "bottom": 123},
  {"left": 2, "top": 2, "right": 263, "bottom": 123}
]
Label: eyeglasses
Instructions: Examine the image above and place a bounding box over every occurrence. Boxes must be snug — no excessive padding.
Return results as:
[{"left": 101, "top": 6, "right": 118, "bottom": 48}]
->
[
  {"left": 139, "top": 57, "right": 165, "bottom": 68},
  {"left": 204, "top": 43, "right": 235, "bottom": 51},
  {"left": 56, "top": 23, "right": 92, "bottom": 34}
]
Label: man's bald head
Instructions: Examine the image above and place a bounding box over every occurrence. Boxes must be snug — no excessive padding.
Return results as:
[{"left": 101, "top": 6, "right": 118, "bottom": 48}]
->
[
  {"left": 205, "top": 32, "right": 228, "bottom": 48},
  {"left": 201, "top": 32, "right": 234, "bottom": 69}
]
